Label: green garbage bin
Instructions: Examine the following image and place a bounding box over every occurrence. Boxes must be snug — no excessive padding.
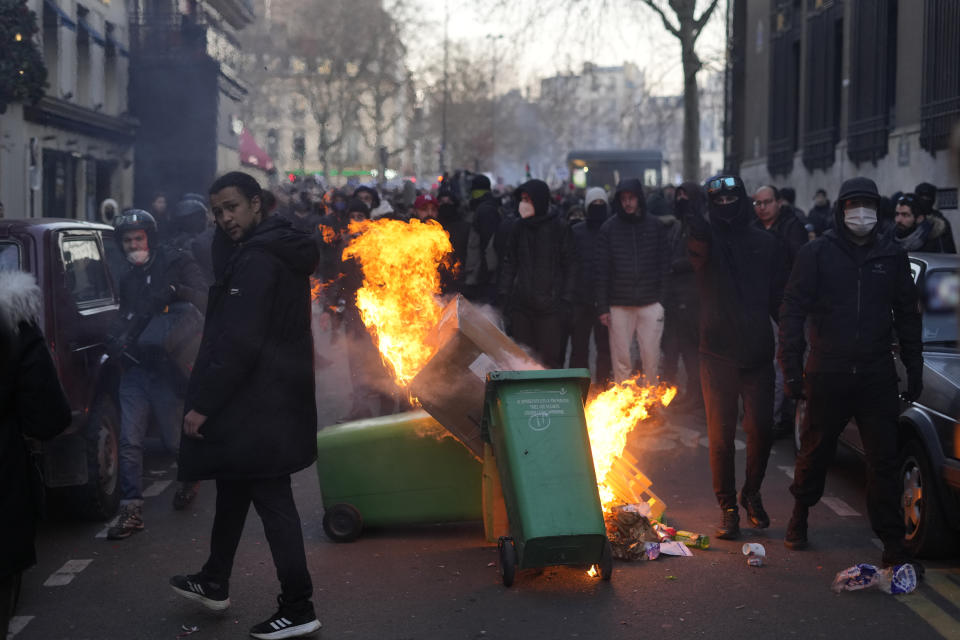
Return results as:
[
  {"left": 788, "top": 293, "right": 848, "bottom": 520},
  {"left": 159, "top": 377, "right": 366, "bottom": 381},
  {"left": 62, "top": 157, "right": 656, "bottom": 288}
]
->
[
  {"left": 315, "top": 410, "right": 482, "bottom": 542},
  {"left": 482, "top": 369, "right": 612, "bottom": 586}
]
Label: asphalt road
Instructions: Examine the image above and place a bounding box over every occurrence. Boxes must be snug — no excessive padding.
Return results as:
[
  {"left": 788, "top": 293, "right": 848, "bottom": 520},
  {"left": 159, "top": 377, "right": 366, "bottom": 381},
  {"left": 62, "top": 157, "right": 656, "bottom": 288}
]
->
[{"left": 11, "top": 328, "right": 960, "bottom": 640}]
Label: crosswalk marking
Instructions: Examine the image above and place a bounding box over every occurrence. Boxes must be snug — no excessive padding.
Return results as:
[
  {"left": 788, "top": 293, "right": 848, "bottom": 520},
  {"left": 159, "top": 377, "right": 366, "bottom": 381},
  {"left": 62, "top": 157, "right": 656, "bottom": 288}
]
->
[
  {"left": 8, "top": 616, "right": 34, "bottom": 637},
  {"left": 95, "top": 515, "right": 120, "bottom": 539},
  {"left": 899, "top": 588, "right": 960, "bottom": 639},
  {"left": 778, "top": 465, "right": 795, "bottom": 479},
  {"left": 821, "top": 497, "right": 861, "bottom": 517},
  {"left": 142, "top": 479, "right": 172, "bottom": 497},
  {"left": 927, "top": 571, "right": 960, "bottom": 606},
  {"left": 43, "top": 559, "right": 93, "bottom": 587}
]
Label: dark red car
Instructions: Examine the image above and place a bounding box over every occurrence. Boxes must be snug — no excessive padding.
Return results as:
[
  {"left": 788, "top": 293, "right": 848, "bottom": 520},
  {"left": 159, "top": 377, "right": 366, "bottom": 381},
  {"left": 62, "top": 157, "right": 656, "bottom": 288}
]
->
[{"left": 1, "top": 218, "right": 126, "bottom": 520}]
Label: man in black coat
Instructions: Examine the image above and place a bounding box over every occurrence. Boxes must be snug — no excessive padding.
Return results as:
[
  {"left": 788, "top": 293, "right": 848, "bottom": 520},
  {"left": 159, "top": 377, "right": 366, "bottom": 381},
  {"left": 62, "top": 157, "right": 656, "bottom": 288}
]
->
[
  {"left": 570, "top": 187, "right": 612, "bottom": 386},
  {"left": 498, "top": 179, "right": 575, "bottom": 368},
  {"left": 915, "top": 182, "right": 957, "bottom": 254},
  {"left": 0, "top": 271, "right": 71, "bottom": 638},
  {"left": 170, "top": 172, "right": 322, "bottom": 639},
  {"left": 687, "top": 175, "right": 789, "bottom": 540},
  {"left": 780, "top": 177, "right": 923, "bottom": 571},
  {"left": 465, "top": 174, "right": 502, "bottom": 304},
  {"left": 596, "top": 178, "right": 669, "bottom": 383}
]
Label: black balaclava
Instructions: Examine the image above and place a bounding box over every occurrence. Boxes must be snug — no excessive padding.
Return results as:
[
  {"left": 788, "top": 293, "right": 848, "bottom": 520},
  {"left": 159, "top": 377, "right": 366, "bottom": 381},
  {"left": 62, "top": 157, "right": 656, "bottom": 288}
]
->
[
  {"left": 586, "top": 203, "right": 608, "bottom": 228},
  {"left": 704, "top": 175, "right": 749, "bottom": 226}
]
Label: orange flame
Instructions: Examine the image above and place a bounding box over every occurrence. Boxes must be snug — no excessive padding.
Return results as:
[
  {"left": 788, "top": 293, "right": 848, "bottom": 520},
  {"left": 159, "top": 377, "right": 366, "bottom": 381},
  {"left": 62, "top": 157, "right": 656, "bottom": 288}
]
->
[
  {"left": 310, "top": 276, "right": 323, "bottom": 302},
  {"left": 319, "top": 223, "right": 338, "bottom": 245},
  {"left": 341, "top": 218, "right": 453, "bottom": 386},
  {"left": 584, "top": 378, "right": 676, "bottom": 510}
]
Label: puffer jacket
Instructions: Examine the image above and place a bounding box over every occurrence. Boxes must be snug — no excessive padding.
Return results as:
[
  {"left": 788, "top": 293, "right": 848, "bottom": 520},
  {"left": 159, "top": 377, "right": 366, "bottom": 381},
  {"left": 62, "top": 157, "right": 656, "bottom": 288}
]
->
[
  {"left": 595, "top": 178, "right": 669, "bottom": 313},
  {"left": 178, "top": 216, "right": 320, "bottom": 480}
]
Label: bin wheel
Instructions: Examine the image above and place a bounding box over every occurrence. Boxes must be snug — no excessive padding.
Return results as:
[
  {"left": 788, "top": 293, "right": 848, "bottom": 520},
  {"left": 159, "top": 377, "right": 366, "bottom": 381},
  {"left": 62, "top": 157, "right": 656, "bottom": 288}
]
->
[
  {"left": 498, "top": 536, "right": 517, "bottom": 587},
  {"left": 322, "top": 503, "right": 363, "bottom": 542},
  {"left": 599, "top": 539, "right": 613, "bottom": 581}
]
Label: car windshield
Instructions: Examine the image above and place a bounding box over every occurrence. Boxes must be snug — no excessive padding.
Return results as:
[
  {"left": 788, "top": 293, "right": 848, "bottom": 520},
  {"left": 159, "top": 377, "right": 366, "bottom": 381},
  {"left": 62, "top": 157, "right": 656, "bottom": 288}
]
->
[{"left": 922, "top": 269, "right": 959, "bottom": 347}]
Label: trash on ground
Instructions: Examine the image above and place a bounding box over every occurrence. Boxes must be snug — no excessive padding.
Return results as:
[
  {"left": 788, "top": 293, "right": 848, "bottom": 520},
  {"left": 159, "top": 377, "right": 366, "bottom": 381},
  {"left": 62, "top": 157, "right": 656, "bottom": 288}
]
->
[
  {"left": 605, "top": 505, "right": 662, "bottom": 560},
  {"left": 658, "top": 541, "right": 693, "bottom": 557},
  {"left": 830, "top": 563, "right": 918, "bottom": 595},
  {"left": 176, "top": 625, "right": 199, "bottom": 638},
  {"left": 742, "top": 543, "right": 765, "bottom": 567}
]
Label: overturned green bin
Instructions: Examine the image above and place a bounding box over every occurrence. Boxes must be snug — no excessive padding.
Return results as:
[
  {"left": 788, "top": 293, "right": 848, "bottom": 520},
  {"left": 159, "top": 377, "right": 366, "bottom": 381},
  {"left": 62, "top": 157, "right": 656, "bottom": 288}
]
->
[
  {"left": 315, "top": 410, "right": 482, "bottom": 541},
  {"left": 482, "top": 369, "right": 612, "bottom": 586}
]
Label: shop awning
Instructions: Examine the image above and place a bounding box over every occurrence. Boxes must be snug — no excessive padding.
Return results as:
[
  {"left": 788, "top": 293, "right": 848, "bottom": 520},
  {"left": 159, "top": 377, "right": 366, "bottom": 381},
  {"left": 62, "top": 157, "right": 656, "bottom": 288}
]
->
[{"left": 239, "top": 128, "right": 275, "bottom": 173}]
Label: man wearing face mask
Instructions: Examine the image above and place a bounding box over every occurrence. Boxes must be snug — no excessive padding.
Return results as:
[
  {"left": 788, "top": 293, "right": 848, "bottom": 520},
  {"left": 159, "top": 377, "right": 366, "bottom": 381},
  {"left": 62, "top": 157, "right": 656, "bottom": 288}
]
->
[
  {"left": 780, "top": 177, "right": 923, "bottom": 571},
  {"left": 569, "top": 187, "right": 612, "bottom": 386},
  {"left": 498, "top": 179, "right": 575, "bottom": 368},
  {"left": 687, "top": 175, "right": 788, "bottom": 540},
  {"left": 596, "top": 179, "right": 669, "bottom": 383},
  {"left": 107, "top": 210, "right": 208, "bottom": 538}
]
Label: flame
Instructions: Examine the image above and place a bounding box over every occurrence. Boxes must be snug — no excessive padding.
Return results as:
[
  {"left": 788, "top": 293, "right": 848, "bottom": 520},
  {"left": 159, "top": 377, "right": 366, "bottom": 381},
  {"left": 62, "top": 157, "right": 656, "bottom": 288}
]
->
[
  {"left": 341, "top": 218, "right": 453, "bottom": 386},
  {"left": 319, "top": 223, "right": 339, "bottom": 245},
  {"left": 587, "top": 565, "right": 599, "bottom": 578},
  {"left": 584, "top": 377, "right": 676, "bottom": 510},
  {"left": 310, "top": 276, "right": 323, "bottom": 302}
]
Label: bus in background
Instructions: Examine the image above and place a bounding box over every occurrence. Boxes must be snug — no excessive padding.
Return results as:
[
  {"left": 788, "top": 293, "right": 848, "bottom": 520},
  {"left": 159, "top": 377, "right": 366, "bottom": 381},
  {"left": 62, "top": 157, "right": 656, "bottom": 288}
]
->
[{"left": 567, "top": 150, "right": 663, "bottom": 190}]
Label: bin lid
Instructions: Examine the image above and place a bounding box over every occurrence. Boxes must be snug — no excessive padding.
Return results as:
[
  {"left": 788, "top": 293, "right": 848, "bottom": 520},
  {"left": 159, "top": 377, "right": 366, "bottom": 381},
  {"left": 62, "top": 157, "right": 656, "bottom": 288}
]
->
[{"left": 480, "top": 368, "right": 592, "bottom": 441}]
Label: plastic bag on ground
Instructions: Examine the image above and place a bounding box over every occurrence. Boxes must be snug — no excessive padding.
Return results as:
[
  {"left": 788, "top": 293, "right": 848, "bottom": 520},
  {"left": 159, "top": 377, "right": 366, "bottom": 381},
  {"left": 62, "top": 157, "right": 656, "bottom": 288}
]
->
[{"left": 830, "top": 563, "right": 918, "bottom": 595}]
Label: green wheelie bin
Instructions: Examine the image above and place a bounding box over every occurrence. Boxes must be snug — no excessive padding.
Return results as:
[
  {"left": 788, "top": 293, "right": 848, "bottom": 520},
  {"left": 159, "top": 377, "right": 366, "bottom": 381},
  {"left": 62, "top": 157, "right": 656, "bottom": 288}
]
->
[
  {"left": 482, "top": 369, "right": 612, "bottom": 586},
  {"left": 315, "top": 410, "right": 482, "bottom": 542}
]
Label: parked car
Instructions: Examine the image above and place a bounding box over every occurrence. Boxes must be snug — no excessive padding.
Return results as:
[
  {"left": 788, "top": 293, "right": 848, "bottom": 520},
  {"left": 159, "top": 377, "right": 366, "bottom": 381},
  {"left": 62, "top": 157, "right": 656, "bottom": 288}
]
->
[
  {"left": 0, "top": 218, "right": 126, "bottom": 520},
  {"left": 794, "top": 252, "right": 960, "bottom": 557}
]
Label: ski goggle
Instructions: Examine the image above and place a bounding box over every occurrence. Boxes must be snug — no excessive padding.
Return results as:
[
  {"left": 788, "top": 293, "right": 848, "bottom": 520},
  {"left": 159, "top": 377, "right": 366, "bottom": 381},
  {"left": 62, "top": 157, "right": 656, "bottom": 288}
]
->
[
  {"left": 113, "top": 210, "right": 155, "bottom": 229},
  {"left": 705, "top": 176, "right": 740, "bottom": 195}
]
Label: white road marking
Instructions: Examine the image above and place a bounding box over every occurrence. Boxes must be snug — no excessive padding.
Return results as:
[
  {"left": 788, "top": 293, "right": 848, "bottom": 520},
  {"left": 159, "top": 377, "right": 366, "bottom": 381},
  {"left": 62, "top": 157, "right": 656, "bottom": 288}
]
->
[
  {"left": 821, "top": 497, "right": 861, "bottom": 517},
  {"left": 43, "top": 559, "right": 93, "bottom": 586},
  {"left": 778, "top": 465, "right": 795, "bottom": 479},
  {"left": 697, "top": 437, "right": 745, "bottom": 450},
  {"left": 142, "top": 479, "right": 172, "bottom": 497},
  {"left": 8, "top": 616, "right": 34, "bottom": 637},
  {"left": 96, "top": 515, "right": 120, "bottom": 539}
]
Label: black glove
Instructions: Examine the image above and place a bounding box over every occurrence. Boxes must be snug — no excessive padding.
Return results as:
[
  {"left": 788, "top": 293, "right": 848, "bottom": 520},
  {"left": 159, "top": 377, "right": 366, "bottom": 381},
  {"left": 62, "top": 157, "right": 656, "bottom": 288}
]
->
[
  {"left": 785, "top": 378, "right": 806, "bottom": 401},
  {"left": 901, "top": 371, "right": 923, "bottom": 402},
  {"left": 150, "top": 283, "right": 178, "bottom": 311}
]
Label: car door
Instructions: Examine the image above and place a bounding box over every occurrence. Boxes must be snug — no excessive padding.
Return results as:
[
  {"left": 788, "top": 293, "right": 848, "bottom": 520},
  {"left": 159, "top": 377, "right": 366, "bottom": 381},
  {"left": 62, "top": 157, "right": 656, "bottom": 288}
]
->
[{"left": 53, "top": 230, "right": 119, "bottom": 420}]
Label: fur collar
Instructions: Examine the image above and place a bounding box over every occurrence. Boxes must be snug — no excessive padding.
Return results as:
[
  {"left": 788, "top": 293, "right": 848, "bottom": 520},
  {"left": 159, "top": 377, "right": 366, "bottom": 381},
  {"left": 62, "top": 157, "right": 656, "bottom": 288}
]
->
[{"left": 0, "top": 270, "right": 42, "bottom": 333}]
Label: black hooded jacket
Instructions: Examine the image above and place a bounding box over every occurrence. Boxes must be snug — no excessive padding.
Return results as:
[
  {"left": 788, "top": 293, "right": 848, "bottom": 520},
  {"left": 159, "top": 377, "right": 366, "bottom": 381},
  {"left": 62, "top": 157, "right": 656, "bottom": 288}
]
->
[
  {"left": 778, "top": 204, "right": 922, "bottom": 382},
  {"left": 750, "top": 206, "right": 809, "bottom": 269},
  {"left": 595, "top": 178, "right": 669, "bottom": 313},
  {"left": 571, "top": 203, "right": 608, "bottom": 305},
  {"left": 666, "top": 182, "right": 706, "bottom": 311},
  {"left": 498, "top": 179, "right": 575, "bottom": 315},
  {"left": 688, "top": 187, "right": 789, "bottom": 367},
  {"left": 179, "top": 216, "right": 320, "bottom": 480}
]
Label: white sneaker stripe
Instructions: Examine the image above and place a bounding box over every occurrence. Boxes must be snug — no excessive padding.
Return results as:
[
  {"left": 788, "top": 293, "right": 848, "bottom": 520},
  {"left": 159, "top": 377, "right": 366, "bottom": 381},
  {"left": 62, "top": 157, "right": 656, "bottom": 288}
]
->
[
  {"left": 270, "top": 620, "right": 281, "bottom": 630},
  {"left": 280, "top": 618, "right": 291, "bottom": 625}
]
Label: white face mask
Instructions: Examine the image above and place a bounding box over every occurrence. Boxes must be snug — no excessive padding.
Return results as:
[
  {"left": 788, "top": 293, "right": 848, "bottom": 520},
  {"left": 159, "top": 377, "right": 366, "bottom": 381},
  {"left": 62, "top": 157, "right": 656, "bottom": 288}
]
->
[
  {"left": 518, "top": 201, "right": 536, "bottom": 219},
  {"left": 844, "top": 207, "right": 877, "bottom": 237},
  {"left": 126, "top": 249, "right": 149, "bottom": 265}
]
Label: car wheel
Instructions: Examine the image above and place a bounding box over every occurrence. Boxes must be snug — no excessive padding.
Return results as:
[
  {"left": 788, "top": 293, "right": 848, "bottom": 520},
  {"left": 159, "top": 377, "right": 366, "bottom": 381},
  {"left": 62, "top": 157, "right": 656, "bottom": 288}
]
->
[
  {"left": 322, "top": 503, "right": 363, "bottom": 542},
  {"left": 64, "top": 395, "right": 121, "bottom": 520},
  {"left": 900, "top": 439, "right": 951, "bottom": 558}
]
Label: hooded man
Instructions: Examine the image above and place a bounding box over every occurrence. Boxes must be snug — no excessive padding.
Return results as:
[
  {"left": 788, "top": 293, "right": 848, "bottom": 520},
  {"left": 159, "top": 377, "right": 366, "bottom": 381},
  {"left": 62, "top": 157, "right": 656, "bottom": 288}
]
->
[
  {"left": 498, "top": 179, "right": 575, "bottom": 368},
  {"left": 354, "top": 185, "right": 395, "bottom": 220},
  {"left": 807, "top": 189, "right": 832, "bottom": 237},
  {"left": 596, "top": 178, "right": 669, "bottom": 383},
  {"left": 171, "top": 172, "right": 322, "bottom": 639},
  {"left": 687, "top": 175, "right": 789, "bottom": 540},
  {"left": 913, "top": 182, "right": 956, "bottom": 253},
  {"left": 465, "top": 174, "right": 502, "bottom": 304},
  {"left": 434, "top": 187, "right": 471, "bottom": 295},
  {"left": 569, "top": 187, "right": 612, "bottom": 386},
  {"left": 662, "top": 181, "right": 705, "bottom": 412},
  {"left": 780, "top": 177, "right": 923, "bottom": 572}
]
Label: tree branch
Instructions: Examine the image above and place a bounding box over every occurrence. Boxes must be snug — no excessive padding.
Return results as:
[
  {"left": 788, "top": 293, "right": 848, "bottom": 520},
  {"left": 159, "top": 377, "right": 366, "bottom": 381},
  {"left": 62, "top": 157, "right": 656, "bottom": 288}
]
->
[
  {"left": 693, "top": 0, "right": 721, "bottom": 40},
  {"left": 638, "top": 0, "right": 681, "bottom": 38}
]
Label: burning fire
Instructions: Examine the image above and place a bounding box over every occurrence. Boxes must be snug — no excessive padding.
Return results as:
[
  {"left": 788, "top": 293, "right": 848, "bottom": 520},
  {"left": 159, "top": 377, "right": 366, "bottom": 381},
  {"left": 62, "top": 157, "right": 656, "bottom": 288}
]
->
[
  {"left": 585, "top": 378, "right": 676, "bottom": 510},
  {"left": 341, "top": 218, "right": 454, "bottom": 385}
]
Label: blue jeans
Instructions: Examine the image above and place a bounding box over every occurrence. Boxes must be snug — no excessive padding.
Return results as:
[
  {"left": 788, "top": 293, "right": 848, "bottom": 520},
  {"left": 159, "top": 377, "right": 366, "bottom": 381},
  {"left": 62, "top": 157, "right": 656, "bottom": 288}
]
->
[{"left": 118, "top": 366, "right": 183, "bottom": 505}]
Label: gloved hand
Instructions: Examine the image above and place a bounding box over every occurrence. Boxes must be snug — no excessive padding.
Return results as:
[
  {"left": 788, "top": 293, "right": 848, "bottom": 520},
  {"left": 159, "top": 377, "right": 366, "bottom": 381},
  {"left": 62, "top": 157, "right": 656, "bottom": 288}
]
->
[
  {"left": 901, "top": 372, "right": 923, "bottom": 402},
  {"left": 785, "top": 378, "right": 806, "bottom": 401},
  {"left": 150, "top": 283, "right": 178, "bottom": 311}
]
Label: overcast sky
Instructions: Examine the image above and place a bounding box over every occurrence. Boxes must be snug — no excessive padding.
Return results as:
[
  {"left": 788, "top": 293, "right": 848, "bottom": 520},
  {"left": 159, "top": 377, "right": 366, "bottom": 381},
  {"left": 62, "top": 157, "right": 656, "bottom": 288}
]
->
[{"left": 408, "top": 0, "right": 727, "bottom": 95}]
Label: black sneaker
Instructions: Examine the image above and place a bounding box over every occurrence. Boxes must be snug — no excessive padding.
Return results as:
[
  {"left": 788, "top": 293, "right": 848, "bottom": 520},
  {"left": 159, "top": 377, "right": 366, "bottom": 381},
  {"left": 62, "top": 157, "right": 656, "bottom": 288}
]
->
[
  {"left": 106, "top": 504, "right": 144, "bottom": 540},
  {"left": 715, "top": 507, "right": 741, "bottom": 540},
  {"left": 169, "top": 573, "right": 231, "bottom": 611},
  {"left": 249, "top": 599, "right": 321, "bottom": 639},
  {"left": 784, "top": 503, "right": 808, "bottom": 550},
  {"left": 172, "top": 482, "right": 199, "bottom": 511},
  {"left": 740, "top": 492, "right": 770, "bottom": 529}
]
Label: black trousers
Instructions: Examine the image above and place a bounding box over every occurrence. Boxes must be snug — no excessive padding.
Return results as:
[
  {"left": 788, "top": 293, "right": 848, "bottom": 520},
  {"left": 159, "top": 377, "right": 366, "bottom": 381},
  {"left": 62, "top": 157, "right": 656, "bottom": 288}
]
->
[
  {"left": 202, "top": 476, "right": 313, "bottom": 613},
  {"left": 569, "top": 303, "right": 611, "bottom": 384},
  {"left": 0, "top": 572, "right": 18, "bottom": 639},
  {"left": 510, "top": 309, "right": 567, "bottom": 369},
  {"left": 662, "top": 303, "right": 700, "bottom": 401},
  {"left": 701, "top": 355, "right": 775, "bottom": 509},
  {"left": 791, "top": 369, "right": 904, "bottom": 546}
]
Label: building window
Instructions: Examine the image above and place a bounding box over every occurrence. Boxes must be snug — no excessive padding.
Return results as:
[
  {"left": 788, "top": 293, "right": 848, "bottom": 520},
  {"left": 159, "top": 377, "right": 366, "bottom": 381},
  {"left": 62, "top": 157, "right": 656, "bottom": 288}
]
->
[
  {"left": 847, "top": 0, "right": 897, "bottom": 165},
  {"left": 920, "top": 0, "right": 960, "bottom": 153},
  {"left": 802, "top": 0, "right": 844, "bottom": 171},
  {"left": 76, "top": 4, "right": 91, "bottom": 106},
  {"left": 767, "top": 1, "right": 802, "bottom": 177}
]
